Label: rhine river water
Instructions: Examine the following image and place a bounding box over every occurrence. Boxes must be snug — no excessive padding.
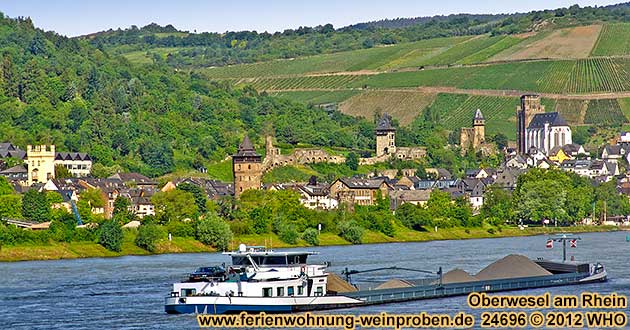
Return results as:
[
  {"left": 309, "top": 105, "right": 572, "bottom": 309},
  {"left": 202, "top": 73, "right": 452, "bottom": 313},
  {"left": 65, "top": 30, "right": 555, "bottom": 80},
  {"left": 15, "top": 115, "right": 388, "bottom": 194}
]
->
[{"left": 1, "top": 231, "right": 629, "bottom": 329}]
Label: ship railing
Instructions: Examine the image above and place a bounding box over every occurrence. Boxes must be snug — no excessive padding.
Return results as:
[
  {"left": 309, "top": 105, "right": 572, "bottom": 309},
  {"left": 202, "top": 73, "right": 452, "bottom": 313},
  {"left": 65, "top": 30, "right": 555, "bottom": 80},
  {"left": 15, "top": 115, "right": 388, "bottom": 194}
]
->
[{"left": 346, "top": 272, "right": 585, "bottom": 304}]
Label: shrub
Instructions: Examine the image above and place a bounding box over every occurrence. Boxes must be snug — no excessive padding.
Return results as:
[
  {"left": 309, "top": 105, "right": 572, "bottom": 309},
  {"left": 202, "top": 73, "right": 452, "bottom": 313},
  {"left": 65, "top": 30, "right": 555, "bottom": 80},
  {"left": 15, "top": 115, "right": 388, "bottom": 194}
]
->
[
  {"left": 301, "top": 228, "right": 320, "bottom": 246},
  {"left": 487, "top": 228, "right": 496, "bottom": 234},
  {"left": 229, "top": 220, "right": 253, "bottom": 235},
  {"left": 278, "top": 222, "right": 298, "bottom": 245},
  {"left": 135, "top": 224, "right": 163, "bottom": 252},
  {"left": 99, "top": 220, "right": 123, "bottom": 252},
  {"left": 338, "top": 221, "right": 364, "bottom": 244},
  {"left": 48, "top": 213, "right": 77, "bottom": 243},
  {"left": 166, "top": 220, "right": 195, "bottom": 237},
  {"left": 196, "top": 214, "right": 233, "bottom": 251}
]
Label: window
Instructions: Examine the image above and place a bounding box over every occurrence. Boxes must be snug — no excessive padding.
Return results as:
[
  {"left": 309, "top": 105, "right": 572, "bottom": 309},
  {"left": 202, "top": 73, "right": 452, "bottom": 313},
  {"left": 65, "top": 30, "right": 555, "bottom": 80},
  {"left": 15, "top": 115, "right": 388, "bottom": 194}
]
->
[
  {"left": 277, "top": 287, "right": 284, "bottom": 297},
  {"left": 262, "top": 288, "right": 272, "bottom": 297},
  {"left": 287, "top": 286, "right": 294, "bottom": 296},
  {"left": 298, "top": 286, "right": 304, "bottom": 295},
  {"left": 315, "top": 286, "right": 323, "bottom": 296},
  {"left": 181, "top": 288, "right": 196, "bottom": 297}
]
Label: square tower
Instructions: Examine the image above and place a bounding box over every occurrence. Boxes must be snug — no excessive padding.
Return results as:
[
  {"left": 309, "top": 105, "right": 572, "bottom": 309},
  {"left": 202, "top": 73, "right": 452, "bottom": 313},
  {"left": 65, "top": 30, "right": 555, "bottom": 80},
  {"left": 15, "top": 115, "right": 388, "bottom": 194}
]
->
[
  {"left": 375, "top": 113, "right": 396, "bottom": 157},
  {"left": 517, "top": 95, "right": 545, "bottom": 154},
  {"left": 26, "top": 145, "right": 56, "bottom": 186},
  {"left": 232, "top": 136, "right": 262, "bottom": 198}
]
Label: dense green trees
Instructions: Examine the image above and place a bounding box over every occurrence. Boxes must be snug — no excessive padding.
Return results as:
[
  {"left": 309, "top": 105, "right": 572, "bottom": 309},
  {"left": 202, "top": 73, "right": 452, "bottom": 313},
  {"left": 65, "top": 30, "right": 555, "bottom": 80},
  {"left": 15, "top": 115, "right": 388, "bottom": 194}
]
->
[
  {"left": 99, "top": 220, "right": 123, "bottom": 252},
  {"left": 152, "top": 190, "right": 198, "bottom": 222},
  {"left": 135, "top": 224, "right": 163, "bottom": 252},
  {"left": 21, "top": 189, "right": 50, "bottom": 222},
  {"left": 0, "top": 14, "right": 378, "bottom": 179},
  {"left": 195, "top": 213, "right": 233, "bottom": 251}
]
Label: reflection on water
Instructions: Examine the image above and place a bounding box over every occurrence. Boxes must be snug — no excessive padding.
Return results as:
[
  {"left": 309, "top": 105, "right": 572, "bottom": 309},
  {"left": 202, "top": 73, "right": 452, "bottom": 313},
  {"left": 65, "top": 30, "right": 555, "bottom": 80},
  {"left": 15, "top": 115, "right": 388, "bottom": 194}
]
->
[{"left": 1, "top": 231, "right": 628, "bottom": 329}]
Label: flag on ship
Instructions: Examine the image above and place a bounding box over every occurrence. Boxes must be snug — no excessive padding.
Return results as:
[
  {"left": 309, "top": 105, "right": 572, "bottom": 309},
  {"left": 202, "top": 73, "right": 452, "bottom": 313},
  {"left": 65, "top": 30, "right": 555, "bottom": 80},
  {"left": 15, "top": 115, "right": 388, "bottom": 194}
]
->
[
  {"left": 546, "top": 239, "right": 553, "bottom": 248},
  {"left": 570, "top": 239, "right": 577, "bottom": 248}
]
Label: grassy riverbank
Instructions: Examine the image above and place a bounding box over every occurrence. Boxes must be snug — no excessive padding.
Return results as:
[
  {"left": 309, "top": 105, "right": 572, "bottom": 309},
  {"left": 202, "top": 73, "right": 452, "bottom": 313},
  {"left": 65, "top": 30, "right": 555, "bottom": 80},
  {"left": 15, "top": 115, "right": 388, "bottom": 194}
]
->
[{"left": 0, "top": 224, "right": 620, "bottom": 262}]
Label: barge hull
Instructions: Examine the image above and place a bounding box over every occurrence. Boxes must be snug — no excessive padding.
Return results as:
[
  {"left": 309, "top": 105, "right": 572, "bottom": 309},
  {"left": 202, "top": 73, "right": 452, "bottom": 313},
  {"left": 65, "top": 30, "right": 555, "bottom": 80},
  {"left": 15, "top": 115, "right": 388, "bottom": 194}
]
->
[{"left": 165, "top": 271, "right": 605, "bottom": 314}]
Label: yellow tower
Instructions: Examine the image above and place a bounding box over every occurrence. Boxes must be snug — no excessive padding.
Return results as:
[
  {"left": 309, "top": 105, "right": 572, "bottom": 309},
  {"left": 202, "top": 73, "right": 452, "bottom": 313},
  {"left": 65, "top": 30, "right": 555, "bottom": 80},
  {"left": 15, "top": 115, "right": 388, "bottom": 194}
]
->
[
  {"left": 232, "top": 136, "right": 262, "bottom": 198},
  {"left": 26, "top": 145, "right": 56, "bottom": 186}
]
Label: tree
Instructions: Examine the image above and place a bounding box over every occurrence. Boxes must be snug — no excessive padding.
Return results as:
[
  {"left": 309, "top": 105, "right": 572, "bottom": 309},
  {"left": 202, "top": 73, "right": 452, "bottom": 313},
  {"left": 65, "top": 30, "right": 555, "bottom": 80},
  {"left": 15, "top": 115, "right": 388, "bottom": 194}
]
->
[
  {"left": 113, "top": 196, "right": 133, "bottom": 219},
  {"left": 0, "top": 176, "right": 14, "bottom": 195},
  {"left": 338, "top": 220, "right": 364, "bottom": 244},
  {"left": 516, "top": 180, "right": 567, "bottom": 223},
  {"left": 395, "top": 203, "right": 431, "bottom": 231},
  {"left": 345, "top": 152, "right": 359, "bottom": 171},
  {"left": 79, "top": 188, "right": 106, "bottom": 215},
  {"left": 98, "top": 220, "right": 123, "bottom": 252},
  {"left": 152, "top": 190, "right": 198, "bottom": 223},
  {"left": 54, "top": 164, "right": 73, "bottom": 179},
  {"left": 139, "top": 139, "right": 175, "bottom": 176},
  {"left": 135, "top": 224, "right": 163, "bottom": 252},
  {"left": 195, "top": 213, "right": 233, "bottom": 251},
  {"left": 492, "top": 133, "right": 508, "bottom": 151},
  {"left": 46, "top": 191, "right": 64, "bottom": 205},
  {"left": 481, "top": 186, "right": 514, "bottom": 223},
  {"left": 0, "top": 194, "right": 21, "bottom": 219},
  {"left": 177, "top": 182, "right": 208, "bottom": 214},
  {"left": 301, "top": 228, "right": 320, "bottom": 246},
  {"left": 21, "top": 189, "right": 50, "bottom": 222}
]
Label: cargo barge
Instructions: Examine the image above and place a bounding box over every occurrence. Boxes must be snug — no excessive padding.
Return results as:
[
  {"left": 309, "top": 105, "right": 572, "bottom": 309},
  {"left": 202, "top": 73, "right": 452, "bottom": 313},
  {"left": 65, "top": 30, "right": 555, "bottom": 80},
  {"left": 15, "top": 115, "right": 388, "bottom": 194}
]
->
[{"left": 165, "top": 235, "right": 606, "bottom": 314}]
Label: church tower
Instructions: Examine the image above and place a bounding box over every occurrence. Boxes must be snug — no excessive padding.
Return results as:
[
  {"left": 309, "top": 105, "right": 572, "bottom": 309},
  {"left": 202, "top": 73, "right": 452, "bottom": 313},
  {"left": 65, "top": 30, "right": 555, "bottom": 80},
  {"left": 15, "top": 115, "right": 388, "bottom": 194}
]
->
[
  {"left": 517, "top": 95, "right": 544, "bottom": 154},
  {"left": 472, "top": 109, "right": 485, "bottom": 148},
  {"left": 375, "top": 113, "right": 396, "bottom": 157},
  {"left": 232, "top": 136, "right": 262, "bottom": 198}
]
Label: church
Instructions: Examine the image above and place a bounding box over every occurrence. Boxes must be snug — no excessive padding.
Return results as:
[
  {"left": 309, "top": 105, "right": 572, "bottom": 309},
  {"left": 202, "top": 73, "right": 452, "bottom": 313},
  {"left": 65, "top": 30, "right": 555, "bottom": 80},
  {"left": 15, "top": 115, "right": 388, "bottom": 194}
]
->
[{"left": 525, "top": 112, "right": 572, "bottom": 155}]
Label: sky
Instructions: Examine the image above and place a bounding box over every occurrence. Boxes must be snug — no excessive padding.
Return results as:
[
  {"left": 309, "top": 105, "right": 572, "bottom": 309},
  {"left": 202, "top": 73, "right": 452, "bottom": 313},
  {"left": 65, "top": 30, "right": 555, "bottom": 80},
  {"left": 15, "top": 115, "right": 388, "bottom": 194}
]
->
[{"left": 0, "top": 0, "right": 624, "bottom": 37}]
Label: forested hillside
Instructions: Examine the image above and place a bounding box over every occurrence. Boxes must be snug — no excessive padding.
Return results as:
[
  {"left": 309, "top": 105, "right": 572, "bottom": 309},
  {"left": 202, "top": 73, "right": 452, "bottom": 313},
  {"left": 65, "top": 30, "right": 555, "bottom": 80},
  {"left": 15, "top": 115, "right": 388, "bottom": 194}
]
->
[{"left": 0, "top": 13, "right": 380, "bottom": 177}]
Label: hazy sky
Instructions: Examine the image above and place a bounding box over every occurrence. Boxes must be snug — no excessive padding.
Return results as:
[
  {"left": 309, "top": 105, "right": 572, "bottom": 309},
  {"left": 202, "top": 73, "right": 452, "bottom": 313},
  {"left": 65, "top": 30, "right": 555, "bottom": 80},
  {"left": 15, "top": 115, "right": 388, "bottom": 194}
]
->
[{"left": 1, "top": 0, "right": 623, "bottom": 37}]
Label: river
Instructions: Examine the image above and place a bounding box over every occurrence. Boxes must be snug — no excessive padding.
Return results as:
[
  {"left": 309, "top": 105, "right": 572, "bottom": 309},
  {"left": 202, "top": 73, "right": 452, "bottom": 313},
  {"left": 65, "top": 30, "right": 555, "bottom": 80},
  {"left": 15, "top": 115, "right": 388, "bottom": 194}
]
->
[{"left": 1, "top": 231, "right": 628, "bottom": 329}]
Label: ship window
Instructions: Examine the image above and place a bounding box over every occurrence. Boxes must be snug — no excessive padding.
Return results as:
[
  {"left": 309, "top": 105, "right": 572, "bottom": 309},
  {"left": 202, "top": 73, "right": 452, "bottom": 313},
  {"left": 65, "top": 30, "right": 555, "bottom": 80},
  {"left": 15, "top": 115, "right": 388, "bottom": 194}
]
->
[
  {"left": 287, "top": 286, "right": 294, "bottom": 296},
  {"left": 315, "top": 286, "right": 323, "bottom": 296},
  {"left": 298, "top": 286, "right": 304, "bottom": 295},
  {"left": 277, "top": 287, "right": 284, "bottom": 297},
  {"left": 181, "top": 288, "right": 196, "bottom": 297},
  {"left": 262, "top": 288, "right": 272, "bottom": 297}
]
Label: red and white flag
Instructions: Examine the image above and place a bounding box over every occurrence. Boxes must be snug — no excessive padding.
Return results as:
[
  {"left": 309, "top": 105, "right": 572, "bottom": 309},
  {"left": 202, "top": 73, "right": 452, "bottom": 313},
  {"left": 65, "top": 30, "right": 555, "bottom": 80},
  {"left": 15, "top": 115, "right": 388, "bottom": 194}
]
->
[
  {"left": 570, "top": 239, "right": 577, "bottom": 248},
  {"left": 546, "top": 240, "right": 553, "bottom": 249}
]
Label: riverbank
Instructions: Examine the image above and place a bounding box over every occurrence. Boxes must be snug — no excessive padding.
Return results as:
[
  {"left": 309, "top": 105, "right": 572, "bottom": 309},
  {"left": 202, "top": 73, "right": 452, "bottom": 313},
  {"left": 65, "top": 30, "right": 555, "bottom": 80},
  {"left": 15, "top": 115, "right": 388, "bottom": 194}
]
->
[{"left": 0, "top": 224, "right": 621, "bottom": 262}]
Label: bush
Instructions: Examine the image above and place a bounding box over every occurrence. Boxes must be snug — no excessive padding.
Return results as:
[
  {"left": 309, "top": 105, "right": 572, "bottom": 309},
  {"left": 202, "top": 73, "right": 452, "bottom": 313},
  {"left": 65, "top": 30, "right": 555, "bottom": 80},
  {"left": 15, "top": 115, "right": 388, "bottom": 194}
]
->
[
  {"left": 338, "top": 221, "right": 364, "bottom": 244},
  {"left": 166, "top": 220, "right": 195, "bottom": 237},
  {"left": 301, "top": 228, "right": 320, "bottom": 246},
  {"left": 228, "top": 220, "right": 253, "bottom": 235},
  {"left": 278, "top": 222, "right": 298, "bottom": 245},
  {"left": 48, "top": 213, "right": 77, "bottom": 242},
  {"left": 135, "top": 224, "right": 163, "bottom": 252},
  {"left": 99, "top": 220, "right": 123, "bottom": 252},
  {"left": 196, "top": 214, "right": 233, "bottom": 251}
]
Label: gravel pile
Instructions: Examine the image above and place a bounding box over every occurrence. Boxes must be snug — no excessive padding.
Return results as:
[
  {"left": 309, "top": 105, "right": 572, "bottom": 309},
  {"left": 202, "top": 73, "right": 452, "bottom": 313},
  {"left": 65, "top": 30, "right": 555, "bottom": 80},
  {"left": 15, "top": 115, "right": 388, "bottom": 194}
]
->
[{"left": 475, "top": 254, "right": 552, "bottom": 280}]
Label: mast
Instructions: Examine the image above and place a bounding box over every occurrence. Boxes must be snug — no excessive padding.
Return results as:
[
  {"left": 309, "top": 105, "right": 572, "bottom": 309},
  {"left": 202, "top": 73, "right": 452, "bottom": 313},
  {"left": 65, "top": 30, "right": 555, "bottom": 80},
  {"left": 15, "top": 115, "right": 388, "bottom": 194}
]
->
[{"left": 550, "top": 234, "right": 581, "bottom": 262}]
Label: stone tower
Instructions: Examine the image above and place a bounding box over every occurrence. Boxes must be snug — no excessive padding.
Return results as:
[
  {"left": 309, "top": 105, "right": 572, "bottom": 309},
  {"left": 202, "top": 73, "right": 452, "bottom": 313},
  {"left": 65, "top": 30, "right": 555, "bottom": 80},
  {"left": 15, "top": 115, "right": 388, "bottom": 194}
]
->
[
  {"left": 517, "top": 95, "right": 545, "bottom": 154},
  {"left": 472, "top": 109, "right": 485, "bottom": 147},
  {"left": 26, "top": 145, "right": 55, "bottom": 186},
  {"left": 232, "top": 136, "right": 262, "bottom": 198},
  {"left": 375, "top": 113, "right": 396, "bottom": 157}
]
